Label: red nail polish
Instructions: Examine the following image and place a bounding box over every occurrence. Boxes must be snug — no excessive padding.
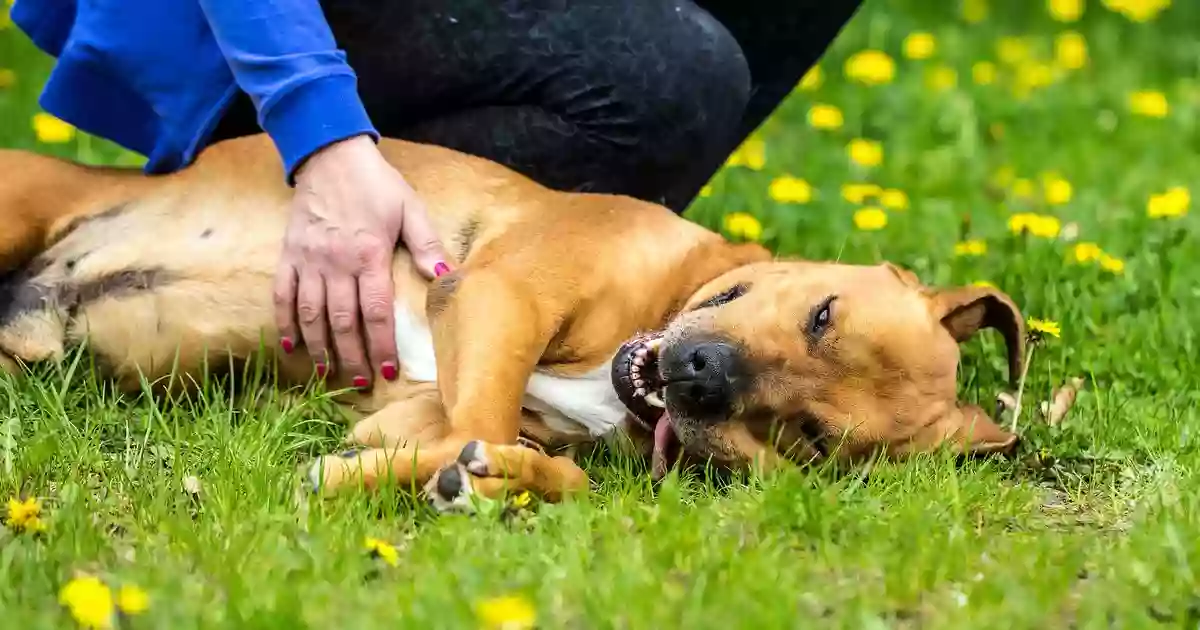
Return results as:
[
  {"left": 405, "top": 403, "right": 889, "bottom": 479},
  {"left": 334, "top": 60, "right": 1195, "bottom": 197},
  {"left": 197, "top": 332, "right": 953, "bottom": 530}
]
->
[
  {"left": 353, "top": 375, "right": 370, "bottom": 389},
  {"left": 280, "top": 338, "right": 294, "bottom": 354},
  {"left": 381, "top": 362, "right": 398, "bottom": 381},
  {"left": 434, "top": 261, "right": 450, "bottom": 277},
  {"left": 315, "top": 363, "right": 327, "bottom": 378}
]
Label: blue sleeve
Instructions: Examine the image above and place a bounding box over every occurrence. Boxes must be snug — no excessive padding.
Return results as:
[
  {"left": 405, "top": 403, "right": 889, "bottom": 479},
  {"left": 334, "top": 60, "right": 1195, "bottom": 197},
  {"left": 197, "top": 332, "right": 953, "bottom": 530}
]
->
[{"left": 196, "top": 0, "right": 380, "bottom": 183}]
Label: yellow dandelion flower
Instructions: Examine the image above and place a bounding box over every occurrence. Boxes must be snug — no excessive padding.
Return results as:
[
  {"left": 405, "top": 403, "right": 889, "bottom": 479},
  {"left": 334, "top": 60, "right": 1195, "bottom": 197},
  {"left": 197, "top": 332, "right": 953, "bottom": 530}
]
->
[
  {"left": 845, "top": 50, "right": 896, "bottom": 86},
  {"left": 1041, "top": 173, "right": 1073, "bottom": 205},
  {"left": 1103, "top": 0, "right": 1171, "bottom": 22},
  {"left": 1054, "top": 31, "right": 1088, "bottom": 70},
  {"left": 724, "top": 136, "right": 766, "bottom": 170},
  {"left": 972, "top": 61, "right": 997, "bottom": 85},
  {"left": 903, "top": 32, "right": 937, "bottom": 60},
  {"left": 698, "top": 184, "right": 713, "bottom": 198},
  {"left": 1072, "top": 242, "right": 1103, "bottom": 263},
  {"left": 1011, "top": 178, "right": 1036, "bottom": 200},
  {"left": 972, "top": 280, "right": 997, "bottom": 289},
  {"left": 476, "top": 595, "right": 537, "bottom": 630},
  {"left": 1032, "top": 215, "right": 1062, "bottom": 238},
  {"left": 0, "top": 69, "right": 15, "bottom": 89},
  {"left": 1048, "top": 0, "right": 1084, "bottom": 22},
  {"left": 364, "top": 537, "right": 400, "bottom": 567},
  {"left": 925, "top": 65, "right": 958, "bottom": 91},
  {"left": 768, "top": 175, "right": 813, "bottom": 204},
  {"left": 847, "top": 139, "right": 883, "bottom": 168},
  {"left": 116, "top": 585, "right": 149, "bottom": 616},
  {"left": 59, "top": 575, "right": 115, "bottom": 630},
  {"left": 33, "top": 113, "right": 76, "bottom": 144},
  {"left": 1147, "top": 186, "right": 1190, "bottom": 218},
  {"left": 5, "top": 496, "right": 41, "bottom": 530},
  {"left": 1129, "top": 90, "right": 1169, "bottom": 118},
  {"left": 954, "top": 240, "right": 988, "bottom": 257},
  {"left": 1027, "top": 317, "right": 1062, "bottom": 338},
  {"left": 962, "top": 0, "right": 989, "bottom": 23},
  {"left": 1008, "top": 213, "right": 1061, "bottom": 238},
  {"left": 1100, "top": 254, "right": 1126, "bottom": 274},
  {"left": 853, "top": 207, "right": 888, "bottom": 231},
  {"left": 509, "top": 491, "right": 533, "bottom": 509},
  {"left": 841, "top": 183, "right": 882, "bottom": 204},
  {"left": 798, "top": 65, "right": 823, "bottom": 91},
  {"left": 807, "top": 103, "right": 844, "bottom": 130},
  {"left": 1014, "top": 62, "right": 1057, "bottom": 96},
  {"left": 997, "top": 37, "right": 1032, "bottom": 65},
  {"left": 879, "top": 188, "right": 909, "bottom": 210},
  {"left": 723, "top": 212, "right": 763, "bottom": 241}
]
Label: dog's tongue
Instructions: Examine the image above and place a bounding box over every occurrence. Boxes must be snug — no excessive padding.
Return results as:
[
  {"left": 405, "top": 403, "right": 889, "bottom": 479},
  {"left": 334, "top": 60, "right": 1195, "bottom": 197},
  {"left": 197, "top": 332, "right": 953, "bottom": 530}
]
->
[{"left": 651, "top": 412, "right": 673, "bottom": 481}]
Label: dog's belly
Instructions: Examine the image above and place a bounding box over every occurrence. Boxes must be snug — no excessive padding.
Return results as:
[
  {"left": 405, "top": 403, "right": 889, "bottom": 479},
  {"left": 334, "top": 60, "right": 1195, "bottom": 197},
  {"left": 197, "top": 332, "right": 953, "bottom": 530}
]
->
[{"left": 392, "top": 302, "right": 627, "bottom": 438}]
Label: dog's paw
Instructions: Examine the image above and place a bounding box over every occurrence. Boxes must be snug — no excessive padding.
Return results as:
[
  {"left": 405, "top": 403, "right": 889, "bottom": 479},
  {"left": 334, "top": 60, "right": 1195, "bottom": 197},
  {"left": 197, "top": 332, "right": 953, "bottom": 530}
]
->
[
  {"left": 425, "top": 461, "right": 491, "bottom": 514},
  {"left": 424, "top": 441, "right": 520, "bottom": 514}
]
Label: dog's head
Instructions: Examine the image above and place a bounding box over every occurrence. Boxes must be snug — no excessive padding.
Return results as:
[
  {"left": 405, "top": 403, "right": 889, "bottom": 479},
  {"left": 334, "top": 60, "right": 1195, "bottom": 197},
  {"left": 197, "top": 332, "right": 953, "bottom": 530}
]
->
[{"left": 611, "top": 259, "right": 1024, "bottom": 478}]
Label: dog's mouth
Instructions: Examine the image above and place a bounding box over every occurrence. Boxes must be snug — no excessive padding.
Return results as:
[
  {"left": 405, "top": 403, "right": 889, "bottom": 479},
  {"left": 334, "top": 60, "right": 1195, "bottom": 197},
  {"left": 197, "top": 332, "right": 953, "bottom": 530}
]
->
[{"left": 611, "top": 331, "right": 680, "bottom": 479}]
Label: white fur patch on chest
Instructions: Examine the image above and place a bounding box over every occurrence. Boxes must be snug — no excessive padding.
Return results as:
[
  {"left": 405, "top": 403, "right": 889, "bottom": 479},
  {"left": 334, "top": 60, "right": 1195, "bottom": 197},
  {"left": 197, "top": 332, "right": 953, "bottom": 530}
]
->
[{"left": 393, "top": 302, "right": 627, "bottom": 438}]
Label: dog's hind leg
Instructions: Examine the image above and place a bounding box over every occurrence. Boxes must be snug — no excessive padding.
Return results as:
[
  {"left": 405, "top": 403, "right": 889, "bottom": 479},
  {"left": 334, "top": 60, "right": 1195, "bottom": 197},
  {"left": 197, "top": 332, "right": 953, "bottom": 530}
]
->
[{"left": 345, "top": 385, "right": 447, "bottom": 449}]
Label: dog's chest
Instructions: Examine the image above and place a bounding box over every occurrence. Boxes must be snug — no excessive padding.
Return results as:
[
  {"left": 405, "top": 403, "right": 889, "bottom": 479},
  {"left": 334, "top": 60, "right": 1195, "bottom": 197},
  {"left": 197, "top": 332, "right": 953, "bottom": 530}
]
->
[{"left": 393, "top": 303, "right": 627, "bottom": 438}]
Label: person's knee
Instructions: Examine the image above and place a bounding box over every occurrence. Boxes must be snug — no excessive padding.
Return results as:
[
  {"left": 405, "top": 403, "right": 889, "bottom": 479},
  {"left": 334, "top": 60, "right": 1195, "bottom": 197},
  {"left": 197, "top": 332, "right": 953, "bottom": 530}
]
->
[{"left": 562, "top": 2, "right": 751, "bottom": 156}]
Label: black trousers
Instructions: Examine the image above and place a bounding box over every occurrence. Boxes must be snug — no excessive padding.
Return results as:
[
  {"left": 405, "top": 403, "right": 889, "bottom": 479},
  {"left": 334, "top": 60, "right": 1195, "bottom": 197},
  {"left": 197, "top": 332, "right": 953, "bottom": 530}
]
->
[{"left": 210, "top": 0, "right": 865, "bottom": 213}]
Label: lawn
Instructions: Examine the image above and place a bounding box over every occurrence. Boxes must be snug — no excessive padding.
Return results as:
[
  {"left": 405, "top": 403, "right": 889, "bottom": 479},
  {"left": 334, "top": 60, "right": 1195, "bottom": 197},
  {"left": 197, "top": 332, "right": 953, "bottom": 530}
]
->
[{"left": 3, "top": 0, "right": 1200, "bottom": 627}]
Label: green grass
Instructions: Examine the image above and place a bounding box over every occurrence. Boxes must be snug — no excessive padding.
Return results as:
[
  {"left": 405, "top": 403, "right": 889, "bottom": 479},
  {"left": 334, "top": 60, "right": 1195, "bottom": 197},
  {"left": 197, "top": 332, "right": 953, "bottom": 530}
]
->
[{"left": 4, "top": 1, "right": 1200, "bottom": 627}]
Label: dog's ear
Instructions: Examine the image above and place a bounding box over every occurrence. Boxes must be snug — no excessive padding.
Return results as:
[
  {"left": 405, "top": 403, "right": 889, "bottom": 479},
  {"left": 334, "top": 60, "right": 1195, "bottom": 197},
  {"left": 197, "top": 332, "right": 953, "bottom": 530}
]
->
[
  {"left": 724, "top": 241, "right": 774, "bottom": 266},
  {"left": 940, "top": 403, "right": 1018, "bottom": 456},
  {"left": 927, "top": 284, "right": 1025, "bottom": 388},
  {"left": 882, "top": 261, "right": 922, "bottom": 289}
]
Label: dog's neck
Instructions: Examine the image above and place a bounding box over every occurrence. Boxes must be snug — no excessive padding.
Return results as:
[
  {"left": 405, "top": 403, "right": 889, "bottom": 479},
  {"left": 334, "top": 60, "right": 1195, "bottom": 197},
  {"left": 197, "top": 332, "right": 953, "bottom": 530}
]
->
[{"left": 658, "top": 237, "right": 773, "bottom": 324}]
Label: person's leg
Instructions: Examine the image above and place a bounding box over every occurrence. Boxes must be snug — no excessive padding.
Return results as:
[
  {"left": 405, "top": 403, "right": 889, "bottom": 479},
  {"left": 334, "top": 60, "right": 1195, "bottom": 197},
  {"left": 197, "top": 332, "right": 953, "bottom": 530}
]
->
[
  {"left": 212, "top": 0, "right": 753, "bottom": 213},
  {"left": 699, "top": 0, "right": 866, "bottom": 147}
]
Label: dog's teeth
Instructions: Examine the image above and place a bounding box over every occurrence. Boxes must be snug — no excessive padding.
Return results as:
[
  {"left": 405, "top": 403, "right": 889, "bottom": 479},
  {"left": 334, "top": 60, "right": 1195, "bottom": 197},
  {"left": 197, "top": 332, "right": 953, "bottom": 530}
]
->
[
  {"left": 644, "top": 391, "right": 665, "bottom": 408},
  {"left": 635, "top": 387, "right": 646, "bottom": 397},
  {"left": 633, "top": 356, "right": 644, "bottom": 367},
  {"left": 634, "top": 379, "right": 644, "bottom": 388},
  {"left": 646, "top": 338, "right": 663, "bottom": 352},
  {"left": 635, "top": 347, "right": 648, "bottom": 358}
]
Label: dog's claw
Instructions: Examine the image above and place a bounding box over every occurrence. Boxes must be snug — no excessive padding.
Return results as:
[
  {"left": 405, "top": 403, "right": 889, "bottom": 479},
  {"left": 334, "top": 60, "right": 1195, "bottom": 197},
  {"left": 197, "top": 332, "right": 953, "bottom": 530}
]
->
[
  {"left": 425, "top": 463, "right": 482, "bottom": 514},
  {"left": 457, "top": 440, "right": 490, "bottom": 476},
  {"left": 435, "top": 463, "right": 464, "bottom": 499},
  {"left": 305, "top": 459, "right": 324, "bottom": 495}
]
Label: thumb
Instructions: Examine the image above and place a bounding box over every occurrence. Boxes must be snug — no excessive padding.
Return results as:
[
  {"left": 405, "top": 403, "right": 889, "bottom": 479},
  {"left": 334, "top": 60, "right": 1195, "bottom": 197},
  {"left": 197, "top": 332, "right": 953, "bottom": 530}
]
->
[{"left": 399, "top": 195, "right": 454, "bottom": 280}]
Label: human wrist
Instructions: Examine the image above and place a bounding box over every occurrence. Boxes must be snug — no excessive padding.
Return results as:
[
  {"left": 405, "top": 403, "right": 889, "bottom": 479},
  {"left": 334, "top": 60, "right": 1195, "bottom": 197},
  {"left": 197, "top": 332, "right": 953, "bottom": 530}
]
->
[
  {"left": 258, "top": 72, "right": 379, "bottom": 185},
  {"left": 293, "top": 134, "right": 379, "bottom": 185}
]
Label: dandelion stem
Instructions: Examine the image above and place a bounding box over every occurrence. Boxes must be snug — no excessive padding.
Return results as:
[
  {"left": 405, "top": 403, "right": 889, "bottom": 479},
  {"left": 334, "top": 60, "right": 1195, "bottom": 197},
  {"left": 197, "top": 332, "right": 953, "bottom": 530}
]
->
[{"left": 1008, "top": 341, "right": 1038, "bottom": 434}]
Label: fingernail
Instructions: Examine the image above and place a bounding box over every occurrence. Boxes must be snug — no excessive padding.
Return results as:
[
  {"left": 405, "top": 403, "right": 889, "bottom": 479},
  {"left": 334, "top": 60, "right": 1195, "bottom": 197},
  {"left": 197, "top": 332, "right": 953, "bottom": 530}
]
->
[
  {"left": 434, "top": 261, "right": 450, "bottom": 277},
  {"left": 280, "top": 337, "right": 294, "bottom": 354},
  {"left": 315, "top": 363, "right": 328, "bottom": 378},
  {"left": 353, "top": 375, "right": 370, "bottom": 389},
  {"left": 381, "top": 362, "right": 398, "bottom": 381}
]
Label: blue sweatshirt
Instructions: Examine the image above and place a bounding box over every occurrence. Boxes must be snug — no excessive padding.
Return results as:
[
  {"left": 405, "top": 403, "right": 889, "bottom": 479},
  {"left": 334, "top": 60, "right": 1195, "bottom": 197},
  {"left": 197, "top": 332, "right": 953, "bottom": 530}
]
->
[{"left": 11, "top": 0, "right": 380, "bottom": 182}]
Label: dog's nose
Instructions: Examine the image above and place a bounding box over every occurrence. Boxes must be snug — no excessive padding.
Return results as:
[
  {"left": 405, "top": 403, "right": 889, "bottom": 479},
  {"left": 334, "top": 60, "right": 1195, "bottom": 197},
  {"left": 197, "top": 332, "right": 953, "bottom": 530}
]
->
[{"left": 661, "top": 338, "right": 738, "bottom": 416}]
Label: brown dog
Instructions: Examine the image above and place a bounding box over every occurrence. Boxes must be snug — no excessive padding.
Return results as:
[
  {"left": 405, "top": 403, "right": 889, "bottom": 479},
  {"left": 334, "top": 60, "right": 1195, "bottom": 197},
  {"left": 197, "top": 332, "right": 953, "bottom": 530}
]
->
[{"left": 0, "top": 135, "right": 1023, "bottom": 511}]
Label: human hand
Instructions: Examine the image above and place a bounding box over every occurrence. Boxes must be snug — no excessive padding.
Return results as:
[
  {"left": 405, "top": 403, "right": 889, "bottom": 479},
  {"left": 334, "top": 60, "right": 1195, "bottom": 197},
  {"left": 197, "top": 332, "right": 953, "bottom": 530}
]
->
[{"left": 274, "top": 135, "right": 452, "bottom": 388}]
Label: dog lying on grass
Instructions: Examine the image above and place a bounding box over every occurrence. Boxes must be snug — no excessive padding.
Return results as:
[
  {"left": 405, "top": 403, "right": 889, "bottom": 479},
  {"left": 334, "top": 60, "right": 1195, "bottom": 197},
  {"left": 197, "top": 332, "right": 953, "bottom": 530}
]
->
[{"left": 0, "top": 135, "right": 1025, "bottom": 511}]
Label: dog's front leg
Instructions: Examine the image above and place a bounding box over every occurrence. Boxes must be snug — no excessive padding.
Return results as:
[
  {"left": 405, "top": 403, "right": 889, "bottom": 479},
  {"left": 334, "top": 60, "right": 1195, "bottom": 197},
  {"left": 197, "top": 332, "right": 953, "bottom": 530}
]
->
[
  {"left": 426, "top": 267, "right": 553, "bottom": 443},
  {"left": 307, "top": 266, "right": 561, "bottom": 499}
]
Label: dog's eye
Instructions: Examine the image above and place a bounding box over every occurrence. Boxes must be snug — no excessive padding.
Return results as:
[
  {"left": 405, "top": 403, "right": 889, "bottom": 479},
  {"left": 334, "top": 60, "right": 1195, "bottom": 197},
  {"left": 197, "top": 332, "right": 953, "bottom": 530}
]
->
[
  {"left": 807, "top": 295, "right": 837, "bottom": 338},
  {"left": 693, "top": 283, "right": 748, "bottom": 310}
]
